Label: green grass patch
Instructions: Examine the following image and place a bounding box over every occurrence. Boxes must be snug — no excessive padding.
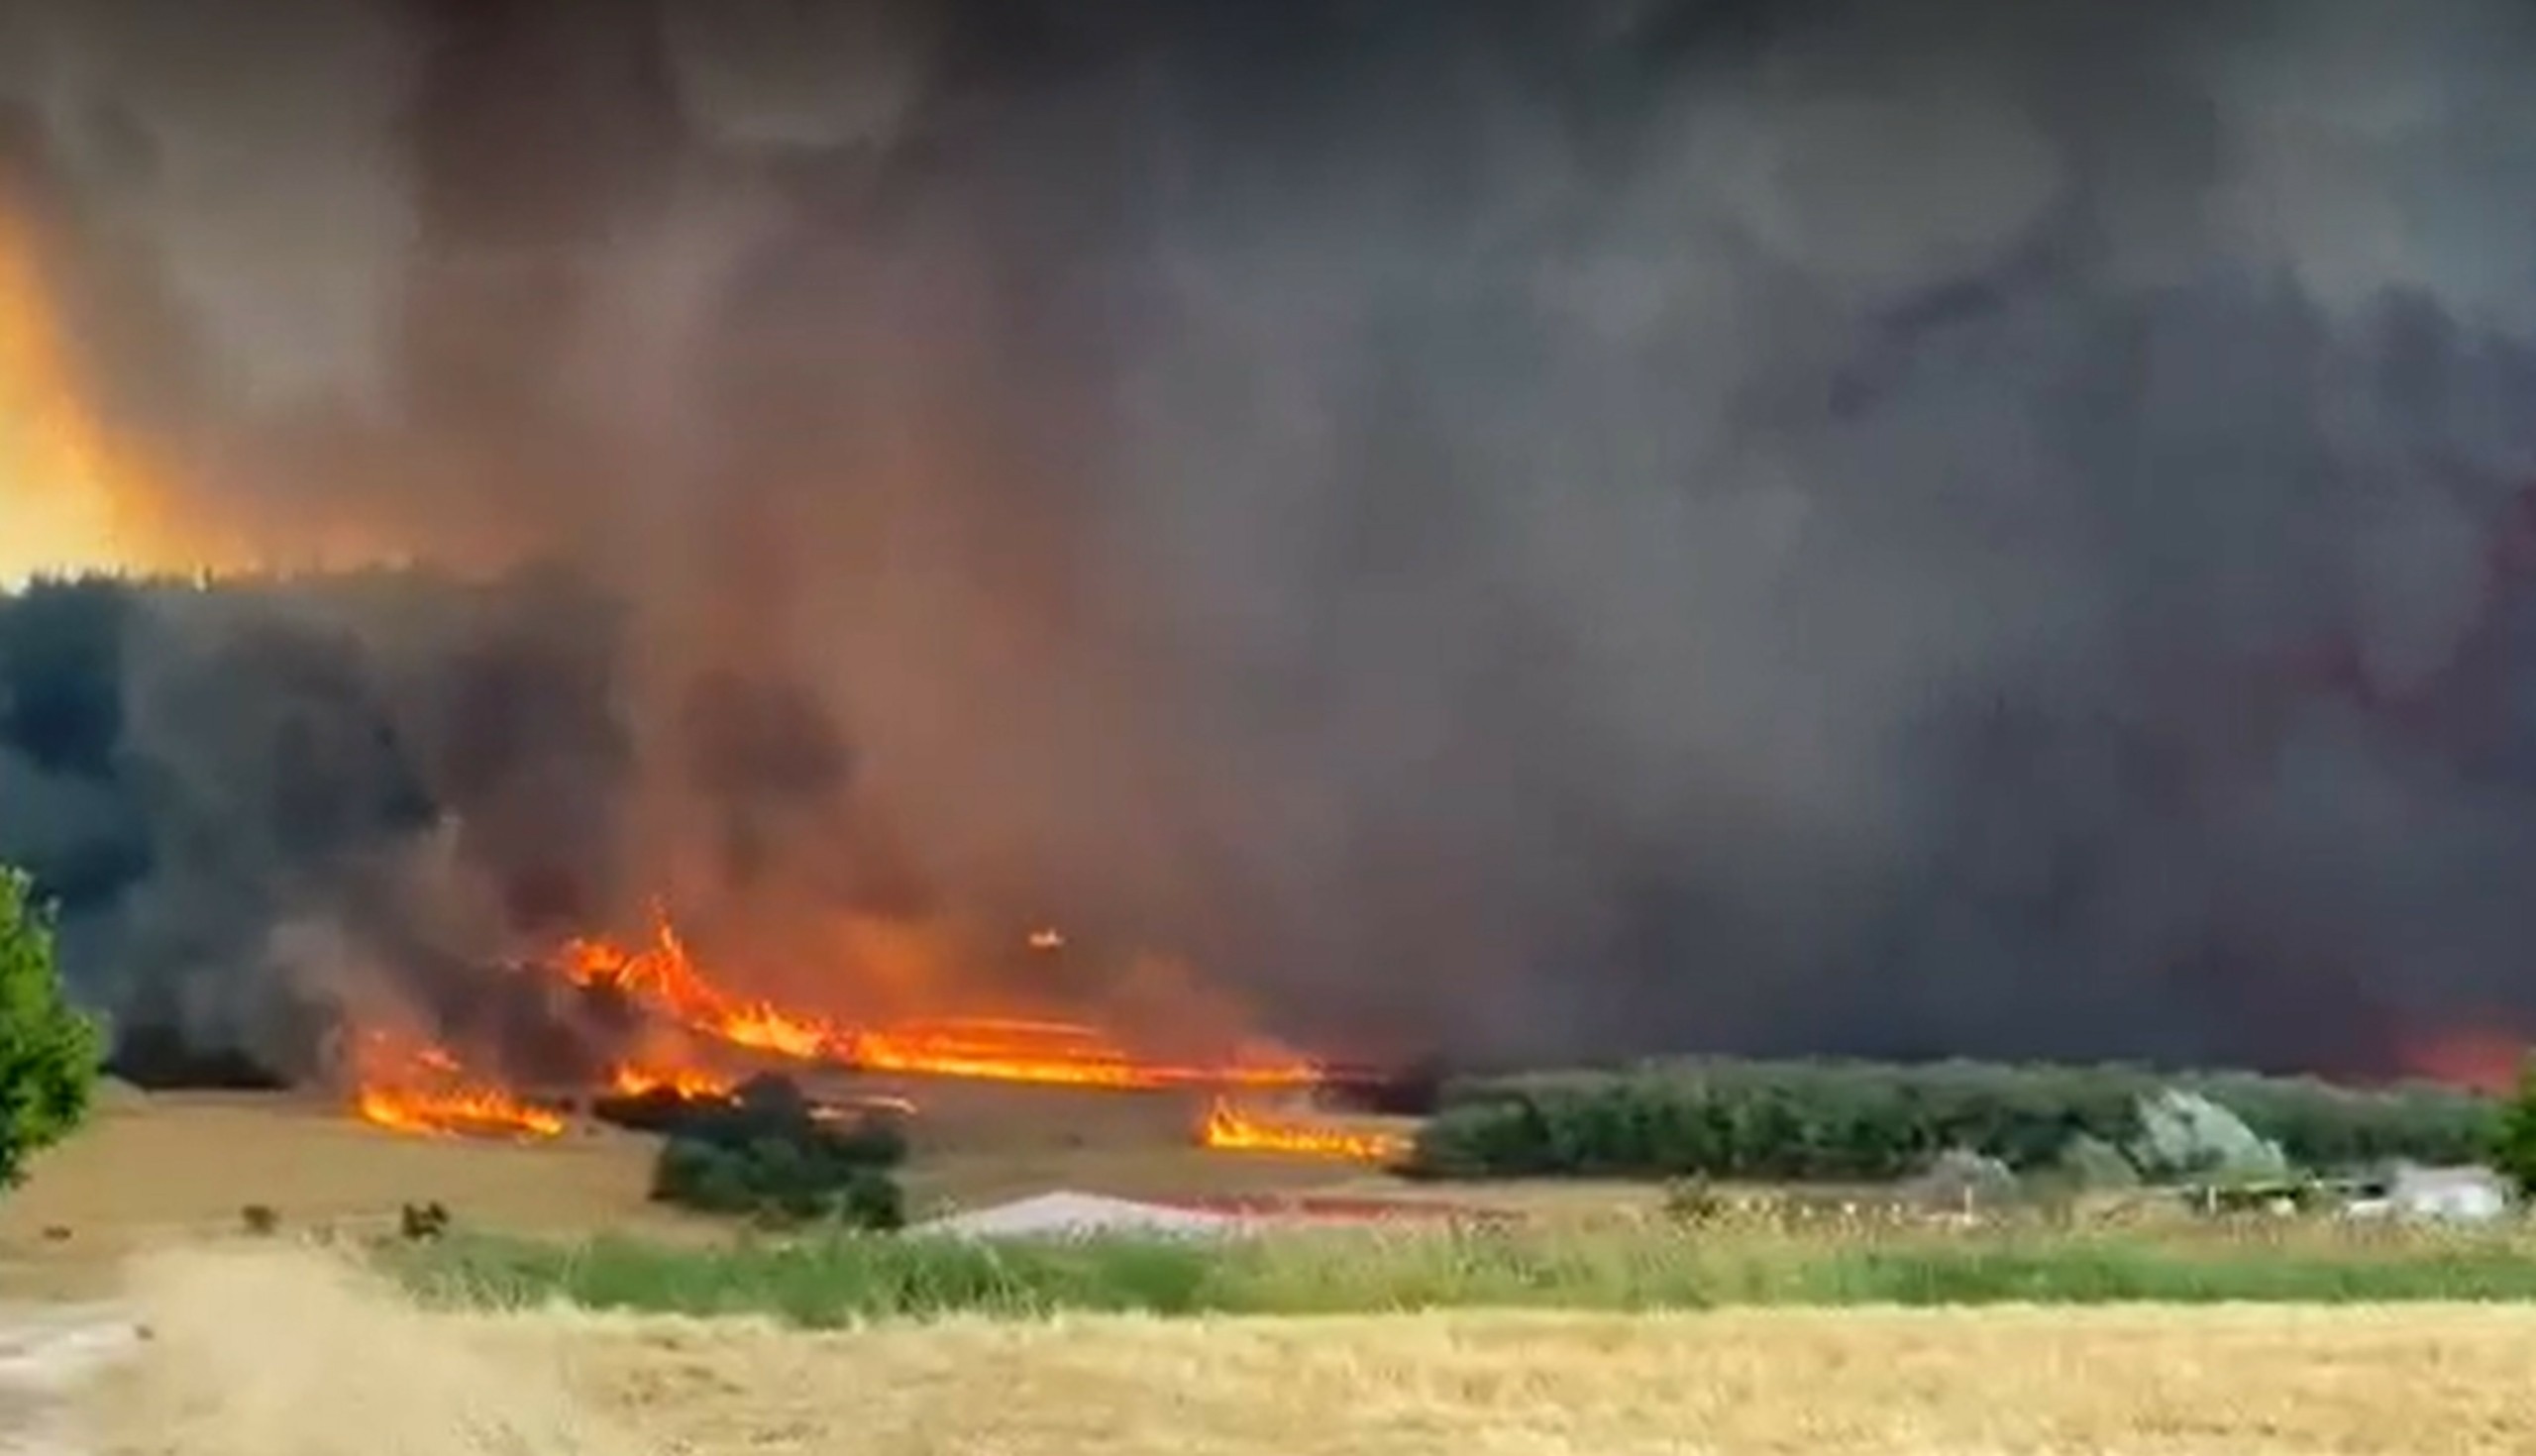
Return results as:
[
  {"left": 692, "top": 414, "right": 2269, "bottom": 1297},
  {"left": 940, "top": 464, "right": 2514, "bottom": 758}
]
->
[{"left": 379, "top": 1216, "right": 2536, "bottom": 1326}]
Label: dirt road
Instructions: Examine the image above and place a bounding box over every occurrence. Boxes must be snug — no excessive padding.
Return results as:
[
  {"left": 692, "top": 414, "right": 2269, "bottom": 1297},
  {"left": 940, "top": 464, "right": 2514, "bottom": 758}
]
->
[{"left": 0, "top": 1304, "right": 144, "bottom": 1456}]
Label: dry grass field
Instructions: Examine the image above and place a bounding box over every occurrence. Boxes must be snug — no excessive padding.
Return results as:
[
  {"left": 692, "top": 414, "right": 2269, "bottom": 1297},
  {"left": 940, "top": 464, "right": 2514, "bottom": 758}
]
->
[
  {"left": 16, "top": 1088, "right": 2536, "bottom": 1455},
  {"left": 0, "top": 1091, "right": 673, "bottom": 1297},
  {"left": 0, "top": 1083, "right": 1417, "bottom": 1295},
  {"left": 83, "top": 1244, "right": 2536, "bottom": 1456}
]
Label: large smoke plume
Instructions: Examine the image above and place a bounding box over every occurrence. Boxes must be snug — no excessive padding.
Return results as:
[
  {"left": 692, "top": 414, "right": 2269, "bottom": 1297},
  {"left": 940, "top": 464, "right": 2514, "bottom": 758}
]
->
[{"left": 4, "top": 0, "right": 2536, "bottom": 1083}]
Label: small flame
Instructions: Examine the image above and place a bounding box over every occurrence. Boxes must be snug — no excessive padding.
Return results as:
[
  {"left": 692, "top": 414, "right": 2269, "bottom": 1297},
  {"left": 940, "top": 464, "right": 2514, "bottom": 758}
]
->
[
  {"left": 1027, "top": 927, "right": 1066, "bottom": 952},
  {"left": 1200, "top": 1097, "right": 1410, "bottom": 1164},
  {"left": 357, "top": 1084, "right": 567, "bottom": 1141},
  {"left": 350, "top": 1032, "right": 565, "bottom": 1141},
  {"left": 607, "top": 1063, "right": 734, "bottom": 1100}
]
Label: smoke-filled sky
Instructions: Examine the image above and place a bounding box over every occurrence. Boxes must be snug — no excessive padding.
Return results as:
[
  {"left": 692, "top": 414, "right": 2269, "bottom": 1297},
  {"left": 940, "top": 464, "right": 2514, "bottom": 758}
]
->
[{"left": 6, "top": 0, "right": 2536, "bottom": 1080}]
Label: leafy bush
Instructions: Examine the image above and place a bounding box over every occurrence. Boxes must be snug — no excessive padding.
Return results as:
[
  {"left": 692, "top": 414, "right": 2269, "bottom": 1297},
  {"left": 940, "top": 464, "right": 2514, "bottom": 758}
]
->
[
  {"left": 646, "top": 1074, "right": 907, "bottom": 1229},
  {"left": 0, "top": 869, "right": 105, "bottom": 1189},
  {"left": 2491, "top": 1054, "right": 2536, "bottom": 1197},
  {"left": 2047, "top": 1133, "right": 2142, "bottom": 1193},
  {"left": 1406, "top": 1058, "right": 2496, "bottom": 1184},
  {"left": 2127, "top": 1090, "right": 2289, "bottom": 1184}
]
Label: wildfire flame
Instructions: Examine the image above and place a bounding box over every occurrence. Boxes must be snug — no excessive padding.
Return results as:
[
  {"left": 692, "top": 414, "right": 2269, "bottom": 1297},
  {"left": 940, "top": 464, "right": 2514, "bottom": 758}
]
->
[
  {"left": 348, "top": 907, "right": 1359, "bottom": 1143},
  {"left": 1200, "top": 1097, "right": 1411, "bottom": 1164},
  {"left": 350, "top": 1032, "right": 565, "bottom": 1141},
  {"left": 555, "top": 907, "right": 1324, "bottom": 1092},
  {"left": 607, "top": 1063, "right": 734, "bottom": 1100},
  {"left": 0, "top": 211, "right": 250, "bottom": 584}
]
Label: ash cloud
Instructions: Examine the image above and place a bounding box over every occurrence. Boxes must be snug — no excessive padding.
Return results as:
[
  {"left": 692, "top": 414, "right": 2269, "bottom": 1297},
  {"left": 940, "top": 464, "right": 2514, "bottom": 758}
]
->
[{"left": 4, "top": 0, "right": 2536, "bottom": 1081}]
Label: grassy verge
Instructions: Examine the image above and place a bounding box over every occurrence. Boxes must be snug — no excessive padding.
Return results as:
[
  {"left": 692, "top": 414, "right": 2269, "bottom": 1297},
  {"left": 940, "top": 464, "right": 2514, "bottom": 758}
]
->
[{"left": 380, "top": 1216, "right": 2536, "bottom": 1326}]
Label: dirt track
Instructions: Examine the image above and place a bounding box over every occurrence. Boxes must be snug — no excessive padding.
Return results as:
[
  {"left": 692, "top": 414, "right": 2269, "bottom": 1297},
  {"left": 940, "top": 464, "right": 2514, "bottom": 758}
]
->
[{"left": 0, "top": 1303, "right": 145, "bottom": 1456}]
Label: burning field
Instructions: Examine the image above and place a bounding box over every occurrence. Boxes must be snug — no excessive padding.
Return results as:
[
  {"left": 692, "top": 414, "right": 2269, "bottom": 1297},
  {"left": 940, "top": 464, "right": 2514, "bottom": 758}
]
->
[
  {"left": 334, "top": 901, "right": 1412, "bottom": 1174},
  {"left": 9, "top": 1, "right": 2536, "bottom": 1448},
  {"left": 6, "top": 0, "right": 2536, "bottom": 1120}
]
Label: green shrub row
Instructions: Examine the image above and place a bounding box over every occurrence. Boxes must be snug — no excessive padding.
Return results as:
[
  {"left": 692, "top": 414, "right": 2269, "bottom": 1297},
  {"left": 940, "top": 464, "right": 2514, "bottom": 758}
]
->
[
  {"left": 642, "top": 1075, "right": 908, "bottom": 1229},
  {"left": 1405, "top": 1059, "right": 2499, "bottom": 1183},
  {"left": 388, "top": 1220, "right": 2536, "bottom": 1325}
]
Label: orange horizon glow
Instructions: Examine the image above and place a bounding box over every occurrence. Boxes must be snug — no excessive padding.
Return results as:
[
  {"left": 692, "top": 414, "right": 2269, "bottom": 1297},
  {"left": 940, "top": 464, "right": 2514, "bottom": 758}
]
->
[
  {"left": 0, "top": 207, "right": 413, "bottom": 587},
  {"left": 2398, "top": 1027, "right": 2528, "bottom": 1095},
  {"left": 0, "top": 210, "right": 238, "bottom": 585}
]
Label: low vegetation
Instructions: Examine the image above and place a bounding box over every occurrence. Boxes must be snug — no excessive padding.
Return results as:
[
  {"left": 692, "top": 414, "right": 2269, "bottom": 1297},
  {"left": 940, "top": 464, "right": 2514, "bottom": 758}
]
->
[
  {"left": 2492, "top": 1054, "right": 2536, "bottom": 1196},
  {"left": 384, "top": 1208, "right": 2536, "bottom": 1326},
  {"left": 638, "top": 1074, "right": 908, "bottom": 1230},
  {"left": 1409, "top": 1058, "right": 2499, "bottom": 1182}
]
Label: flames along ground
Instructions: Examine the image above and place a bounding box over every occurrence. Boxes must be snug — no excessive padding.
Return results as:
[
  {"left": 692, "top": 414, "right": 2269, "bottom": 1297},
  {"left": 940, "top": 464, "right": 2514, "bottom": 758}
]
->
[{"left": 348, "top": 907, "right": 1410, "bottom": 1163}]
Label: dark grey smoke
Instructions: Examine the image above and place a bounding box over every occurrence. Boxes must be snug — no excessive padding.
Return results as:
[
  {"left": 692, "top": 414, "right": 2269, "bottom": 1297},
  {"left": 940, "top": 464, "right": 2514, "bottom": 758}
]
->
[{"left": 5, "top": 0, "right": 2536, "bottom": 1081}]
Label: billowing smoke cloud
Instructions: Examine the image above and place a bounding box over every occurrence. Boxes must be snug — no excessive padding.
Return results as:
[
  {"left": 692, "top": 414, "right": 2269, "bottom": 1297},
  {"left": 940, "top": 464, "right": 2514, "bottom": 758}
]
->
[{"left": 5, "top": 0, "right": 2536, "bottom": 1083}]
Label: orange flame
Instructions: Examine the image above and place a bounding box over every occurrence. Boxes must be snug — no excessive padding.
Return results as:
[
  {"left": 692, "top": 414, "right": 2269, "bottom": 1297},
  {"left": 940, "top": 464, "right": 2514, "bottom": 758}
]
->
[
  {"left": 1200, "top": 1097, "right": 1410, "bottom": 1164},
  {"left": 354, "top": 906, "right": 1348, "bottom": 1141},
  {"left": 356, "top": 1084, "right": 567, "bottom": 1141},
  {"left": 555, "top": 907, "right": 1324, "bottom": 1092},
  {"left": 606, "top": 1063, "right": 735, "bottom": 1100},
  {"left": 350, "top": 1031, "right": 565, "bottom": 1141}
]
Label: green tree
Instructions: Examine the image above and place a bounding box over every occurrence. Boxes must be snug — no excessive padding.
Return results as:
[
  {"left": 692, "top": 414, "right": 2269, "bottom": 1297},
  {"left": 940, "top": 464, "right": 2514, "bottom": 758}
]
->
[
  {"left": 2489, "top": 1054, "right": 2536, "bottom": 1198},
  {"left": 0, "top": 869, "right": 103, "bottom": 1188}
]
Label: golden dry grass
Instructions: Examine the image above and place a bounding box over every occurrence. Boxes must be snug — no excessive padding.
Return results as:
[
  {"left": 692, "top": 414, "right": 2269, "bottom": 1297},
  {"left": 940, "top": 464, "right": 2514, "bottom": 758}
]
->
[
  {"left": 0, "top": 1093, "right": 674, "bottom": 1296},
  {"left": 0, "top": 1087, "right": 1419, "bottom": 1242},
  {"left": 82, "top": 1244, "right": 2536, "bottom": 1456},
  {"left": 0, "top": 1086, "right": 1412, "bottom": 1297}
]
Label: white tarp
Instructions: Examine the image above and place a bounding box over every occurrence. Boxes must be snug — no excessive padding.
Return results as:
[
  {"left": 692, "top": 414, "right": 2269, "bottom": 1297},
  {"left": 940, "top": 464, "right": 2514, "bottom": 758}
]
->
[{"left": 908, "top": 1191, "right": 1243, "bottom": 1241}]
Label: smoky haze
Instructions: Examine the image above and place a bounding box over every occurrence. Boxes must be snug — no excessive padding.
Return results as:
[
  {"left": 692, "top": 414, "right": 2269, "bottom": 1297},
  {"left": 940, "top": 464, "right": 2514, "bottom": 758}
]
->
[{"left": 3, "top": 0, "right": 2536, "bottom": 1083}]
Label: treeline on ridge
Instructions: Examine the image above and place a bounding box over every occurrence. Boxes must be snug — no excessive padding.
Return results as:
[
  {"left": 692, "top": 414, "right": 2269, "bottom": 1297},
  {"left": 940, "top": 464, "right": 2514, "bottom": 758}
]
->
[{"left": 1403, "top": 1059, "right": 2499, "bottom": 1183}]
